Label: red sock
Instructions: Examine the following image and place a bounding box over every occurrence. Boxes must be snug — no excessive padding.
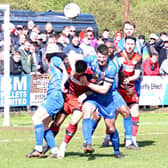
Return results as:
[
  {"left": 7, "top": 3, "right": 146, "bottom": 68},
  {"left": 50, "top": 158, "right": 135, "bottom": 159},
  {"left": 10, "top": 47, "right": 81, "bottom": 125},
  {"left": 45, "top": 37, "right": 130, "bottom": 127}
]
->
[
  {"left": 106, "top": 127, "right": 109, "bottom": 135},
  {"left": 50, "top": 122, "right": 60, "bottom": 137},
  {"left": 64, "top": 124, "right": 78, "bottom": 144},
  {"left": 132, "top": 116, "right": 139, "bottom": 137}
]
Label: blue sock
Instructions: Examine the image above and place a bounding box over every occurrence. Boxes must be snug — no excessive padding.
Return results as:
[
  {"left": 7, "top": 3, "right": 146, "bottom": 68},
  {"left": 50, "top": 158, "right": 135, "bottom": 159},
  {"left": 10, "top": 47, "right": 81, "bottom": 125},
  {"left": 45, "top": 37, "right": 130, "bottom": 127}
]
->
[
  {"left": 109, "top": 129, "right": 120, "bottom": 155},
  {"left": 123, "top": 116, "right": 132, "bottom": 141},
  {"left": 91, "top": 119, "right": 99, "bottom": 135},
  {"left": 44, "top": 129, "right": 56, "bottom": 149},
  {"left": 82, "top": 119, "right": 92, "bottom": 145},
  {"left": 34, "top": 124, "right": 45, "bottom": 146}
]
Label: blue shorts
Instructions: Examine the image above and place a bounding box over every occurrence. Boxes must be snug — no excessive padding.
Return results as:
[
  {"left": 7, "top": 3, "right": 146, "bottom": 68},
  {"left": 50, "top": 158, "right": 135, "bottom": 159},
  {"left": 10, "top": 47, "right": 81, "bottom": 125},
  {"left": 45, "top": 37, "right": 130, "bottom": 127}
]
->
[
  {"left": 41, "top": 91, "right": 64, "bottom": 117},
  {"left": 86, "top": 91, "right": 126, "bottom": 119}
]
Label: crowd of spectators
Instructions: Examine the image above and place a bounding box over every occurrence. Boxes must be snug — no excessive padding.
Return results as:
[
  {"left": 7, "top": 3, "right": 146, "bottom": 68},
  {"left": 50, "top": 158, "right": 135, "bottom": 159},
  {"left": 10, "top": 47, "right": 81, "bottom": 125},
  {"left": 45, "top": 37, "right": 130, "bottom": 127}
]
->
[{"left": 0, "top": 20, "right": 168, "bottom": 76}]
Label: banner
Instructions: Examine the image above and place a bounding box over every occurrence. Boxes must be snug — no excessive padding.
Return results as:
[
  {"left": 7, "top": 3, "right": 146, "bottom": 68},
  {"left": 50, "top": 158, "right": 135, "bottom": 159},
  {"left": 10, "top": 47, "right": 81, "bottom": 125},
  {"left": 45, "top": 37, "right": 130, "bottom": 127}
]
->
[
  {"left": 0, "top": 75, "right": 30, "bottom": 107},
  {"left": 30, "top": 74, "right": 48, "bottom": 106},
  {"left": 139, "top": 76, "right": 168, "bottom": 105},
  {"left": 1, "top": 75, "right": 168, "bottom": 107}
]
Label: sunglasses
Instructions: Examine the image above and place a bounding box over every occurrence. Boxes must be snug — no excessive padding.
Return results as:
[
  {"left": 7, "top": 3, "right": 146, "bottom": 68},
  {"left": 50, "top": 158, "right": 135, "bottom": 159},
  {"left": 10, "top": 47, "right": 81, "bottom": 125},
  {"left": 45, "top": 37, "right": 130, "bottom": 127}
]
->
[{"left": 70, "top": 30, "right": 76, "bottom": 32}]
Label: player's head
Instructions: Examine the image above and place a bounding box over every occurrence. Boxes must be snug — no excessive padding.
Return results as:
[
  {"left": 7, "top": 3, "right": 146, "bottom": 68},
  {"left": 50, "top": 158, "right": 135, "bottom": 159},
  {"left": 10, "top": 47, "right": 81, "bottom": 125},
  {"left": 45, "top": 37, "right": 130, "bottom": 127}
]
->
[
  {"left": 96, "top": 44, "right": 109, "bottom": 67},
  {"left": 75, "top": 60, "right": 87, "bottom": 74},
  {"left": 124, "top": 36, "right": 136, "bottom": 54},
  {"left": 124, "top": 21, "right": 136, "bottom": 36}
]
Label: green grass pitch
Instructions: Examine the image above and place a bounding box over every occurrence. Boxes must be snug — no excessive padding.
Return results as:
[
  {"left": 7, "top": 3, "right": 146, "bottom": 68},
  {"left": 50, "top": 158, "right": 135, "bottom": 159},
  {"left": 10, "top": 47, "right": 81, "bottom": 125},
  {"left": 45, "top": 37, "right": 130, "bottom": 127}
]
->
[{"left": 0, "top": 108, "right": 168, "bottom": 168}]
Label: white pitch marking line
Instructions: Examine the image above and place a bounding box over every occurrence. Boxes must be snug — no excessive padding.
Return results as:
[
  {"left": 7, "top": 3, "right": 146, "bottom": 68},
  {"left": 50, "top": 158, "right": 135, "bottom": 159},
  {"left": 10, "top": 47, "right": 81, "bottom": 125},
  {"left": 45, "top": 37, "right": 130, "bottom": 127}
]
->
[{"left": 0, "top": 132, "right": 168, "bottom": 143}]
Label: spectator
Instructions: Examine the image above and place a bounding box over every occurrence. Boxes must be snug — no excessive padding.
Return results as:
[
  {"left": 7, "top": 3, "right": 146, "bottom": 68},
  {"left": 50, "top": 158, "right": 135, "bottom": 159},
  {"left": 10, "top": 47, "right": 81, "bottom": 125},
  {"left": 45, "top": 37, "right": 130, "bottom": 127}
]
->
[
  {"left": 57, "top": 33, "right": 69, "bottom": 51},
  {"left": 97, "top": 36, "right": 104, "bottom": 45},
  {"left": 117, "top": 21, "right": 145, "bottom": 55},
  {"left": 69, "top": 25, "right": 76, "bottom": 43},
  {"left": 44, "top": 22, "right": 54, "bottom": 39},
  {"left": 61, "top": 26, "right": 70, "bottom": 44},
  {"left": 79, "top": 28, "right": 86, "bottom": 41},
  {"left": 10, "top": 49, "right": 22, "bottom": 75},
  {"left": 101, "top": 28, "right": 113, "bottom": 43},
  {"left": 13, "top": 33, "right": 26, "bottom": 49},
  {"left": 15, "top": 25, "right": 23, "bottom": 36},
  {"left": 147, "top": 33, "right": 159, "bottom": 56},
  {"left": 11, "top": 25, "right": 23, "bottom": 48},
  {"left": 143, "top": 50, "right": 159, "bottom": 76},
  {"left": 38, "top": 32, "right": 48, "bottom": 49},
  {"left": 63, "top": 35, "right": 83, "bottom": 54},
  {"left": 160, "top": 58, "right": 168, "bottom": 75},
  {"left": 19, "top": 40, "right": 37, "bottom": 74},
  {"left": 105, "top": 41, "right": 116, "bottom": 58},
  {"left": 22, "top": 25, "right": 29, "bottom": 37},
  {"left": 79, "top": 31, "right": 96, "bottom": 56},
  {"left": 138, "top": 34, "right": 149, "bottom": 61},
  {"left": 27, "top": 20, "right": 35, "bottom": 31},
  {"left": 155, "top": 34, "right": 168, "bottom": 67},
  {"left": 112, "top": 30, "right": 122, "bottom": 49},
  {"left": 86, "top": 26, "right": 98, "bottom": 48}
]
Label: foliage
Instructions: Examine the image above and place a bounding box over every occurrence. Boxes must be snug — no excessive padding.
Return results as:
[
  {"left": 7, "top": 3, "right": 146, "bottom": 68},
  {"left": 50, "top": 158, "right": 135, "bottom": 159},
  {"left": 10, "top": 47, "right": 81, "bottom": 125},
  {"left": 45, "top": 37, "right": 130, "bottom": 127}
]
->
[{"left": 0, "top": 0, "right": 168, "bottom": 37}]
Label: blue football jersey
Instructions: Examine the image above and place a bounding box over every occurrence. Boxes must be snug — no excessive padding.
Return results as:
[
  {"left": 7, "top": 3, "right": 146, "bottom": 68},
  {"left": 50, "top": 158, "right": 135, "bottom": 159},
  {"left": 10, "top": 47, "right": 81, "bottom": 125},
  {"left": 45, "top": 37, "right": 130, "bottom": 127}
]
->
[
  {"left": 84, "top": 55, "right": 118, "bottom": 102},
  {"left": 47, "top": 56, "right": 64, "bottom": 94}
]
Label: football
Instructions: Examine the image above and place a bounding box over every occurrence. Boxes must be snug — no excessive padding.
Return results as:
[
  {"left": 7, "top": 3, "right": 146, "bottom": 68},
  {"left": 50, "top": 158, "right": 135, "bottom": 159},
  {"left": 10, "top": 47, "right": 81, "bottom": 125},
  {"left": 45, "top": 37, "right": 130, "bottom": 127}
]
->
[{"left": 64, "top": 3, "right": 80, "bottom": 20}]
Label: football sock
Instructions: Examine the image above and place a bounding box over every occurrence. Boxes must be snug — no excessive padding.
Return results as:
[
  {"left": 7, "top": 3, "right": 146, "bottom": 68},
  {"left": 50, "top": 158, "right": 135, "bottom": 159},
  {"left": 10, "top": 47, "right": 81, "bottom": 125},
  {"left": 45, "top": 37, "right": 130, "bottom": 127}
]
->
[
  {"left": 35, "top": 145, "right": 43, "bottom": 152},
  {"left": 109, "top": 129, "right": 120, "bottom": 155},
  {"left": 44, "top": 129, "right": 56, "bottom": 149},
  {"left": 91, "top": 119, "right": 100, "bottom": 135},
  {"left": 132, "top": 116, "right": 139, "bottom": 137},
  {"left": 124, "top": 116, "right": 132, "bottom": 141},
  {"left": 50, "top": 147, "right": 59, "bottom": 154},
  {"left": 106, "top": 127, "right": 109, "bottom": 135},
  {"left": 104, "top": 127, "right": 110, "bottom": 140},
  {"left": 50, "top": 122, "right": 60, "bottom": 137},
  {"left": 82, "top": 118, "right": 92, "bottom": 145},
  {"left": 34, "top": 124, "right": 45, "bottom": 150},
  {"left": 64, "top": 124, "right": 78, "bottom": 144}
]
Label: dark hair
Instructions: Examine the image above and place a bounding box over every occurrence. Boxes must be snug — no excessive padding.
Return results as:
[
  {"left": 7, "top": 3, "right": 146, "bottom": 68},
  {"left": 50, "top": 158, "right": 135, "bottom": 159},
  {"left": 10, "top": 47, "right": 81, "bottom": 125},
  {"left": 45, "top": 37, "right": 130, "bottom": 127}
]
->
[
  {"left": 124, "top": 21, "right": 136, "bottom": 29},
  {"left": 96, "top": 44, "right": 109, "bottom": 55},
  {"left": 103, "top": 28, "right": 109, "bottom": 32},
  {"left": 160, "top": 32, "right": 167, "bottom": 36},
  {"left": 138, "top": 34, "right": 145, "bottom": 40},
  {"left": 125, "top": 36, "right": 136, "bottom": 43},
  {"left": 75, "top": 60, "right": 87, "bottom": 73}
]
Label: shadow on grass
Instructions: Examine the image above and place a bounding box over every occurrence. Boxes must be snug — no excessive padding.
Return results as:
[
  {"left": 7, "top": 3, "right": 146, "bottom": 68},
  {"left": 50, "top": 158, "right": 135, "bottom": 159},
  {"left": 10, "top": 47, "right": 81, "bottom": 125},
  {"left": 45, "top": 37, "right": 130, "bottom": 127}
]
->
[
  {"left": 65, "top": 151, "right": 116, "bottom": 160},
  {"left": 120, "top": 140, "right": 155, "bottom": 148}
]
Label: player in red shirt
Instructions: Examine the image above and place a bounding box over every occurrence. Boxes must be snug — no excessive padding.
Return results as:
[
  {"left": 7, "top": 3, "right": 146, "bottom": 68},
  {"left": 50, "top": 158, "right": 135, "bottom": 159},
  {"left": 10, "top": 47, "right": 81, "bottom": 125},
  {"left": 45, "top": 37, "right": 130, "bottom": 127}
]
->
[
  {"left": 118, "top": 36, "right": 142, "bottom": 148},
  {"left": 42, "top": 59, "right": 95, "bottom": 158}
]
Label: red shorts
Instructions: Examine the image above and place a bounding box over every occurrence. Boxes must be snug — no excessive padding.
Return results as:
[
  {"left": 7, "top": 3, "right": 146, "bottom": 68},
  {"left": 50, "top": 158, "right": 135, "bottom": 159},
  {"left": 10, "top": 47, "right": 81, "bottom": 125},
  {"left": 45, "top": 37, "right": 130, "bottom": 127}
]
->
[
  {"left": 63, "top": 94, "right": 82, "bottom": 115},
  {"left": 118, "top": 88, "right": 139, "bottom": 104}
]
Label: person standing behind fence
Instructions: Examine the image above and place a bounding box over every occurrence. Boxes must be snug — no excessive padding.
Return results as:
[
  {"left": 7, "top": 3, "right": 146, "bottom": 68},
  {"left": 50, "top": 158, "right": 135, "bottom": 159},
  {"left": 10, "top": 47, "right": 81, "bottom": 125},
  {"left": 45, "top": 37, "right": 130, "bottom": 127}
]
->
[
  {"left": 10, "top": 49, "right": 23, "bottom": 75},
  {"left": 142, "top": 50, "right": 159, "bottom": 76},
  {"left": 155, "top": 33, "right": 168, "bottom": 67},
  {"left": 80, "top": 31, "right": 96, "bottom": 57},
  {"left": 63, "top": 35, "right": 83, "bottom": 54},
  {"left": 19, "top": 40, "right": 37, "bottom": 74}
]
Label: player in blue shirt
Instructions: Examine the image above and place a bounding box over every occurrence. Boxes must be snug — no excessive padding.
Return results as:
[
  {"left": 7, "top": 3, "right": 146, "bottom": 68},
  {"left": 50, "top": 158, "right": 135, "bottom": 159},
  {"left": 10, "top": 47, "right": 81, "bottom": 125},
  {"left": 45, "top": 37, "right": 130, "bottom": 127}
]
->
[
  {"left": 80, "top": 44, "right": 126, "bottom": 159},
  {"left": 26, "top": 44, "right": 68, "bottom": 158}
]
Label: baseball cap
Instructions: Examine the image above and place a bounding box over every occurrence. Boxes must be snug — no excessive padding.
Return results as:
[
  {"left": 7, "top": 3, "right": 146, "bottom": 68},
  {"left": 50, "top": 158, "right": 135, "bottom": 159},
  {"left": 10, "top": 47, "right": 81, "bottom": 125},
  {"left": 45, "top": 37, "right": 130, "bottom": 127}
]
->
[
  {"left": 149, "top": 33, "right": 158, "bottom": 40},
  {"left": 86, "top": 27, "right": 93, "bottom": 32}
]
